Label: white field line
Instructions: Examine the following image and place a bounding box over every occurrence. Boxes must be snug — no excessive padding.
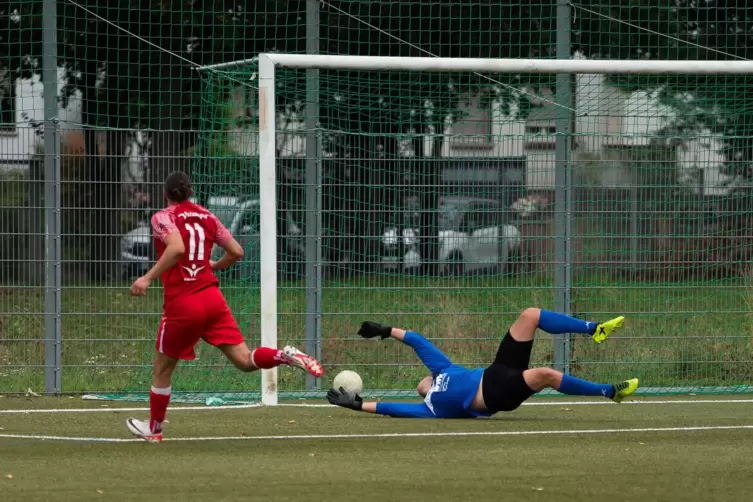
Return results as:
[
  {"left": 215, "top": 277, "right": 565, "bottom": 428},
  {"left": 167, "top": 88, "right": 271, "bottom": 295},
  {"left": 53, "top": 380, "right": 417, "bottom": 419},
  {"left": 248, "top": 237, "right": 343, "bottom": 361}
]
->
[
  {"left": 2, "top": 398, "right": 753, "bottom": 414},
  {"left": 1, "top": 424, "right": 753, "bottom": 443}
]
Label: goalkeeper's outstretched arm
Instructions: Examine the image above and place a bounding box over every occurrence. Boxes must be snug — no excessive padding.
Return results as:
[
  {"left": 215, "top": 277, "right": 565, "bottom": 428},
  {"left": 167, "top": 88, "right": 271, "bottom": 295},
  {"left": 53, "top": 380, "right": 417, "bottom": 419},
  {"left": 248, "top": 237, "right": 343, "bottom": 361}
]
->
[
  {"left": 359, "top": 321, "right": 452, "bottom": 374},
  {"left": 327, "top": 387, "right": 436, "bottom": 418}
]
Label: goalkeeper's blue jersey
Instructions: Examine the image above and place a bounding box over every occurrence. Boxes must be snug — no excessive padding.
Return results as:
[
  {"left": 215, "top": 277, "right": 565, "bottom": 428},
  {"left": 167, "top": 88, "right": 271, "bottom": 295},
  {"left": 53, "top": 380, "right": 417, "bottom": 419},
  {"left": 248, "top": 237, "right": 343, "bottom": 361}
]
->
[{"left": 374, "top": 332, "right": 492, "bottom": 419}]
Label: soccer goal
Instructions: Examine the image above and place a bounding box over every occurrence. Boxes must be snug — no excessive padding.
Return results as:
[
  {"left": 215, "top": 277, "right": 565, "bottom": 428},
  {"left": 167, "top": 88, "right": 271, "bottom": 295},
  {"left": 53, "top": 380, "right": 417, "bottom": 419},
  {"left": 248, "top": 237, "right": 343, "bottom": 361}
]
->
[{"left": 193, "top": 54, "right": 753, "bottom": 406}]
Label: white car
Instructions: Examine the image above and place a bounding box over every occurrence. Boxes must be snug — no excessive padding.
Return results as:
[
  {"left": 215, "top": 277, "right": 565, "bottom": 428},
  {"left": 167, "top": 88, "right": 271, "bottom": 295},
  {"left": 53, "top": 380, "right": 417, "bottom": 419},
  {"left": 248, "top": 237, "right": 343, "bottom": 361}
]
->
[
  {"left": 381, "top": 196, "right": 522, "bottom": 275},
  {"left": 381, "top": 226, "right": 421, "bottom": 271},
  {"left": 120, "top": 220, "right": 153, "bottom": 279}
]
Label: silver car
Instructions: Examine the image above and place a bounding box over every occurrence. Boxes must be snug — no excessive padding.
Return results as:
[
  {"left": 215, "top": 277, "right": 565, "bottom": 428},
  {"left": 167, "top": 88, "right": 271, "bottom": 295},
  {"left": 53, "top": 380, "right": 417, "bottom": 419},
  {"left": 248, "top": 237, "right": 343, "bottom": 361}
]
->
[
  {"left": 120, "top": 220, "right": 153, "bottom": 279},
  {"left": 381, "top": 196, "right": 522, "bottom": 275},
  {"left": 120, "top": 196, "right": 303, "bottom": 280}
]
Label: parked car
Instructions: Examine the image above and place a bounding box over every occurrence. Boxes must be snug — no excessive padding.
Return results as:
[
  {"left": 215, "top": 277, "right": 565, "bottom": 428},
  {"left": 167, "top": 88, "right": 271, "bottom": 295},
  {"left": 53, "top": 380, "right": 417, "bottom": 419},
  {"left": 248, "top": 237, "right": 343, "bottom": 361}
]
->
[
  {"left": 120, "top": 219, "right": 153, "bottom": 279},
  {"left": 381, "top": 195, "right": 522, "bottom": 275},
  {"left": 381, "top": 206, "right": 421, "bottom": 272},
  {"left": 120, "top": 196, "right": 303, "bottom": 280}
]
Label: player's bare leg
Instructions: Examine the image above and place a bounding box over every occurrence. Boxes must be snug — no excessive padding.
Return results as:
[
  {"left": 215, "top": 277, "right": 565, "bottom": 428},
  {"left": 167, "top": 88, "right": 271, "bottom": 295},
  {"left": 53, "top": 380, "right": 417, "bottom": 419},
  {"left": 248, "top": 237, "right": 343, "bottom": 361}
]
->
[
  {"left": 220, "top": 343, "right": 323, "bottom": 377},
  {"left": 126, "top": 352, "right": 179, "bottom": 443},
  {"left": 220, "top": 343, "right": 261, "bottom": 371},
  {"left": 508, "top": 307, "right": 541, "bottom": 342}
]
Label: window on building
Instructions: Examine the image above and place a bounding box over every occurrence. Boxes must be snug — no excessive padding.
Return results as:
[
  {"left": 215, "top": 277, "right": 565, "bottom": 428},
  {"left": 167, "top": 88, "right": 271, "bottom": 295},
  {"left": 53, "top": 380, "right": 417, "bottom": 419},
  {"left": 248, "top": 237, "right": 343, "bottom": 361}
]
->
[
  {"left": 524, "top": 105, "right": 557, "bottom": 151},
  {"left": 450, "top": 92, "right": 493, "bottom": 149}
]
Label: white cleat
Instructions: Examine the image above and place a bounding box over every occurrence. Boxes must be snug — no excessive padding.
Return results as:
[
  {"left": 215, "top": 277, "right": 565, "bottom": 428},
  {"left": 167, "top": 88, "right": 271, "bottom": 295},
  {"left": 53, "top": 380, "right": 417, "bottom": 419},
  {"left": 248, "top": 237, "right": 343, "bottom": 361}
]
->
[
  {"left": 282, "top": 346, "right": 323, "bottom": 378},
  {"left": 126, "top": 418, "right": 162, "bottom": 443}
]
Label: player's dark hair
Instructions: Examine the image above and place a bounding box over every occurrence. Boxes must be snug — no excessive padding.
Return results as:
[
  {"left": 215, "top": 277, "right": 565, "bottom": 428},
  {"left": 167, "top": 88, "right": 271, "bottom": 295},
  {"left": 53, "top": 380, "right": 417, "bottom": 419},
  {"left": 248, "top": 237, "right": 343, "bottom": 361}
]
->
[{"left": 164, "top": 171, "right": 192, "bottom": 203}]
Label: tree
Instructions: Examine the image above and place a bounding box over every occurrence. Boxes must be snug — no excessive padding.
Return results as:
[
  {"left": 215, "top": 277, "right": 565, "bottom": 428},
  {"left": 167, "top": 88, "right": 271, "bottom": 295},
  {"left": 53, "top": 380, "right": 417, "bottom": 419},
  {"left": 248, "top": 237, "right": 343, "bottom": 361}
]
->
[
  {"left": 2, "top": 1, "right": 302, "bottom": 279},
  {"left": 574, "top": 0, "right": 753, "bottom": 177}
]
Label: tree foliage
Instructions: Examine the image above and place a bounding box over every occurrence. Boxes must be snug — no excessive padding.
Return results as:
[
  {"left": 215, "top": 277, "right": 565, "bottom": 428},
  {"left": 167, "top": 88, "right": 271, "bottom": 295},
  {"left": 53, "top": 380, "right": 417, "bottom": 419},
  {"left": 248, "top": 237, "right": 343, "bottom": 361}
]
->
[
  {"left": 574, "top": 0, "right": 753, "bottom": 177},
  {"left": 4, "top": 1, "right": 752, "bottom": 170},
  {"left": 3, "top": 1, "right": 753, "bottom": 276}
]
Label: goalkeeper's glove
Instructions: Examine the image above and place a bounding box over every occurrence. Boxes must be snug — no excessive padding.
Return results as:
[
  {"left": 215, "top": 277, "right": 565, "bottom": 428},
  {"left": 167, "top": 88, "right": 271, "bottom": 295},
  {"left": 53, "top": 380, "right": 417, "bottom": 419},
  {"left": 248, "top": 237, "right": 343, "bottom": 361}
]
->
[
  {"left": 358, "top": 321, "right": 392, "bottom": 340},
  {"left": 327, "top": 387, "right": 363, "bottom": 411}
]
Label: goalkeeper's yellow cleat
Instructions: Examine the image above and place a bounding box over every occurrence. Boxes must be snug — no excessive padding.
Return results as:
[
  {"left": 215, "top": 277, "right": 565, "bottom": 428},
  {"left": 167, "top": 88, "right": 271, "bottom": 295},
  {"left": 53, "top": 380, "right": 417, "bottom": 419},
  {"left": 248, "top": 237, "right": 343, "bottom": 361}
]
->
[
  {"left": 611, "top": 378, "right": 639, "bottom": 403},
  {"left": 592, "top": 315, "right": 625, "bottom": 344}
]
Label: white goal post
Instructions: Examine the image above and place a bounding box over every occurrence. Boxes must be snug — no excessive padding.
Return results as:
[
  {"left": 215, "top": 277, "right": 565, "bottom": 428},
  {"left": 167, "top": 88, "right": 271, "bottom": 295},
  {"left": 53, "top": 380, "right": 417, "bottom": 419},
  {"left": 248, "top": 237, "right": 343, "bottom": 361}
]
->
[{"left": 201, "top": 53, "right": 753, "bottom": 406}]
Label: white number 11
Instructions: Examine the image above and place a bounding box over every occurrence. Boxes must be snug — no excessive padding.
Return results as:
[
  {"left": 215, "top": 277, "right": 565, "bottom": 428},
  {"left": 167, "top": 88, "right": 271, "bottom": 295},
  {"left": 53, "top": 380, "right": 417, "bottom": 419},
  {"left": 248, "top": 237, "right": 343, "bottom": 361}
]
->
[{"left": 184, "top": 223, "right": 206, "bottom": 261}]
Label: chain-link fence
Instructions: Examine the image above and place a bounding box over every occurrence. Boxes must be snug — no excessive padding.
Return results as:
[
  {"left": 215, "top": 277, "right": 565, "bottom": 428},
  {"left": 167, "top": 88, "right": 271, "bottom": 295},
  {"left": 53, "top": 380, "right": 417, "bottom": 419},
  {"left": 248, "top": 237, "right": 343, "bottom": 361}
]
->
[{"left": 2, "top": 1, "right": 752, "bottom": 399}]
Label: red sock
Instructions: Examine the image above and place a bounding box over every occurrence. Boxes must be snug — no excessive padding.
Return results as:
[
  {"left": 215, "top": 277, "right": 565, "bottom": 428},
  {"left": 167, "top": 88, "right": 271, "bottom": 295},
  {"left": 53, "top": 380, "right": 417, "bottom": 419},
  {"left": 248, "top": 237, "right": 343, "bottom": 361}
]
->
[
  {"left": 251, "top": 347, "right": 286, "bottom": 369},
  {"left": 149, "top": 386, "right": 171, "bottom": 433}
]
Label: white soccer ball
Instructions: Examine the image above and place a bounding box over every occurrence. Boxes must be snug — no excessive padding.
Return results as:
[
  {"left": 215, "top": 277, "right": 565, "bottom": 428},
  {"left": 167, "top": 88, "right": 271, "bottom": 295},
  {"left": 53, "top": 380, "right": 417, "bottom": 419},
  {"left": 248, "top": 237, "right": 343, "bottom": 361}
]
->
[{"left": 333, "top": 370, "right": 363, "bottom": 395}]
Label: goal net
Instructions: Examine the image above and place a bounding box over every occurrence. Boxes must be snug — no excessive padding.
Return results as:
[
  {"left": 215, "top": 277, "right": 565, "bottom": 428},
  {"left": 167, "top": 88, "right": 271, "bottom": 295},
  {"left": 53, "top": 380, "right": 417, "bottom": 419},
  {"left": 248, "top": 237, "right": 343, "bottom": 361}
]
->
[{"left": 105, "top": 54, "right": 753, "bottom": 405}]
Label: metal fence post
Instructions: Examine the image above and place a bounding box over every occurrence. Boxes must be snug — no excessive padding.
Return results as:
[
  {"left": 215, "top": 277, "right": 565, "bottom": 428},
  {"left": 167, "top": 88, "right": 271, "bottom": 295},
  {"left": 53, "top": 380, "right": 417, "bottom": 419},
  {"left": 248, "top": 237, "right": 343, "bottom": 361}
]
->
[
  {"left": 304, "top": 0, "right": 322, "bottom": 390},
  {"left": 43, "top": 0, "right": 62, "bottom": 394},
  {"left": 553, "top": 0, "right": 573, "bottom": 374}
]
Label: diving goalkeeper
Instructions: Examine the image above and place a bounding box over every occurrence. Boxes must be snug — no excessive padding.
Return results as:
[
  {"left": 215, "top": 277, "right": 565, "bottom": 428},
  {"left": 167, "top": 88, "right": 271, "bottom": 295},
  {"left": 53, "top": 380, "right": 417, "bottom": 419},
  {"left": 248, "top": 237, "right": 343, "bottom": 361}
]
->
[{"left": 327, "top": 309, "right": 637, "bottom": 418}]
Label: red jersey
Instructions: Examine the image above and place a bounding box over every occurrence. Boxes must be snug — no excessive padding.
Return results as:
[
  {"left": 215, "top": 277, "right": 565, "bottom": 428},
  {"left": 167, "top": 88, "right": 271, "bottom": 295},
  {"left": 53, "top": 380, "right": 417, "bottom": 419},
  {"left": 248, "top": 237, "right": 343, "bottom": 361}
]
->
[{"left": 151, "top": 201, "right": 233, "bottom": 302}]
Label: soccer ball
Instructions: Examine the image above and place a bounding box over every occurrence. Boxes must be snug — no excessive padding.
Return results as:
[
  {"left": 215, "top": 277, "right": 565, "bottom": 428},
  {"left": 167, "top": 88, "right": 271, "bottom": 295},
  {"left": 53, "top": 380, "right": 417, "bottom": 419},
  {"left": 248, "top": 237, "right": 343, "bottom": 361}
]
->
[{"left": 332, "top": 370, "right": 363, "bottom": 395}]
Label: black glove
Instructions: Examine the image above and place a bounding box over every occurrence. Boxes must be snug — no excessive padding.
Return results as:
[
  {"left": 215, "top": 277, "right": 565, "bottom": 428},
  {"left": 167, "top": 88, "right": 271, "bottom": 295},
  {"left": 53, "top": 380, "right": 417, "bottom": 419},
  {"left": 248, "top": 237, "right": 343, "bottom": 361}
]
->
[
  {"left": 358, "top": 321, "right": 392, "bottom": 340},
  {"left": 327, "top": 387, "right": 363, "bottom": 411}
]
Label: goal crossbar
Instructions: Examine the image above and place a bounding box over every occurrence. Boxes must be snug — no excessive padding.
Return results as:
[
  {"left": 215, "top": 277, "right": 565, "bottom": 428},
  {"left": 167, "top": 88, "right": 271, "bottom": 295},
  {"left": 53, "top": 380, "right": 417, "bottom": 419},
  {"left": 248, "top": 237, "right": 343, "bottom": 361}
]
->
[
  {"left": 254, "top": 53, "right": 753, "bottom": 406},
  {"left": 203, "top": 53, "right": 753, "bottom": 73}
]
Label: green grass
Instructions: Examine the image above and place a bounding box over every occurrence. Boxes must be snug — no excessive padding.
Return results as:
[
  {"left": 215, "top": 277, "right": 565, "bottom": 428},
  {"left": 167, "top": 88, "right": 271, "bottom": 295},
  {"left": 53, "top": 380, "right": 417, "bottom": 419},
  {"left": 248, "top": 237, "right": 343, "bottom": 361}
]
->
[
  {"left": 2, "top": 396, "right": 753, "bottom": 501},
  {"left": 1, "top": 274, "right": 752, "bottom": 395}
]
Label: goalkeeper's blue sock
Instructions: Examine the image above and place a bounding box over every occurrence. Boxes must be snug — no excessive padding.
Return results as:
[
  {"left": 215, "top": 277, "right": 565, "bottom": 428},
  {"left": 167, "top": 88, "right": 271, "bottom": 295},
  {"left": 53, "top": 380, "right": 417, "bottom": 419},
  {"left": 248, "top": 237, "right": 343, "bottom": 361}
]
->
[
  {"left": 559, "top": 374, "right": 614, "bottom": 398},
  {"left": 538, "top": 310, "right": 596, "bottom": 334}
]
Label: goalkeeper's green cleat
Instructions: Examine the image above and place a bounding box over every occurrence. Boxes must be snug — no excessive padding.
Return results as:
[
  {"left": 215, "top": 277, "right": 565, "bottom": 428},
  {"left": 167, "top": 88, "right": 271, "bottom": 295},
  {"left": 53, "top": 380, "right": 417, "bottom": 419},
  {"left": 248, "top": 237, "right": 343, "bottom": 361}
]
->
[
  {"left": 611, "top": 378, "right": 639, "bottom": 403},
  {"left": 592, "top": 316, "right": 625, "bottom": 344}
]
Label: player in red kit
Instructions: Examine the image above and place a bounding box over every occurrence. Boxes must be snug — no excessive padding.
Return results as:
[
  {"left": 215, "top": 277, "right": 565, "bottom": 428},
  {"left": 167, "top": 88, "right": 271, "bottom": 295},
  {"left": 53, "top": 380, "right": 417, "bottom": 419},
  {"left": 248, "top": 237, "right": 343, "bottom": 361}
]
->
[{"left": 126, "top": 171, "right": 322, "bottom": 442}]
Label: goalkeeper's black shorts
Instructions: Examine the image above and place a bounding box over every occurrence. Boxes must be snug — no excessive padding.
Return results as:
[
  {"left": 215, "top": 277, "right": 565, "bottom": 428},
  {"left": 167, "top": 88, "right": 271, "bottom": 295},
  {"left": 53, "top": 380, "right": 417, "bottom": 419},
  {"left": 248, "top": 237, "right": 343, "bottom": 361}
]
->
[{"left": 482, "top": 332, "right": 536, "bottom": 413}]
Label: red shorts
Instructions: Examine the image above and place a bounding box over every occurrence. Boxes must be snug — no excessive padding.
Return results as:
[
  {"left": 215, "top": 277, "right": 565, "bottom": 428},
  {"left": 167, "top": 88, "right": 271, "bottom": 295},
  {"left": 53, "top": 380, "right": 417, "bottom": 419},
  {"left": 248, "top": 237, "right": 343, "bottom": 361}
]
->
[{"left": 156, "top": 287, "right": 245, "bottom": 360}]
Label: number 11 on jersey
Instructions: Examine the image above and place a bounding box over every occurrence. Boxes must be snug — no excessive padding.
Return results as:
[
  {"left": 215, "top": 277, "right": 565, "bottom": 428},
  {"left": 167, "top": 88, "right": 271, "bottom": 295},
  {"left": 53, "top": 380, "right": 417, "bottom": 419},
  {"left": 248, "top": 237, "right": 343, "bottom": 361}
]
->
[{"left": 184, "top": 223, "right": 206, "bottom": 261}]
